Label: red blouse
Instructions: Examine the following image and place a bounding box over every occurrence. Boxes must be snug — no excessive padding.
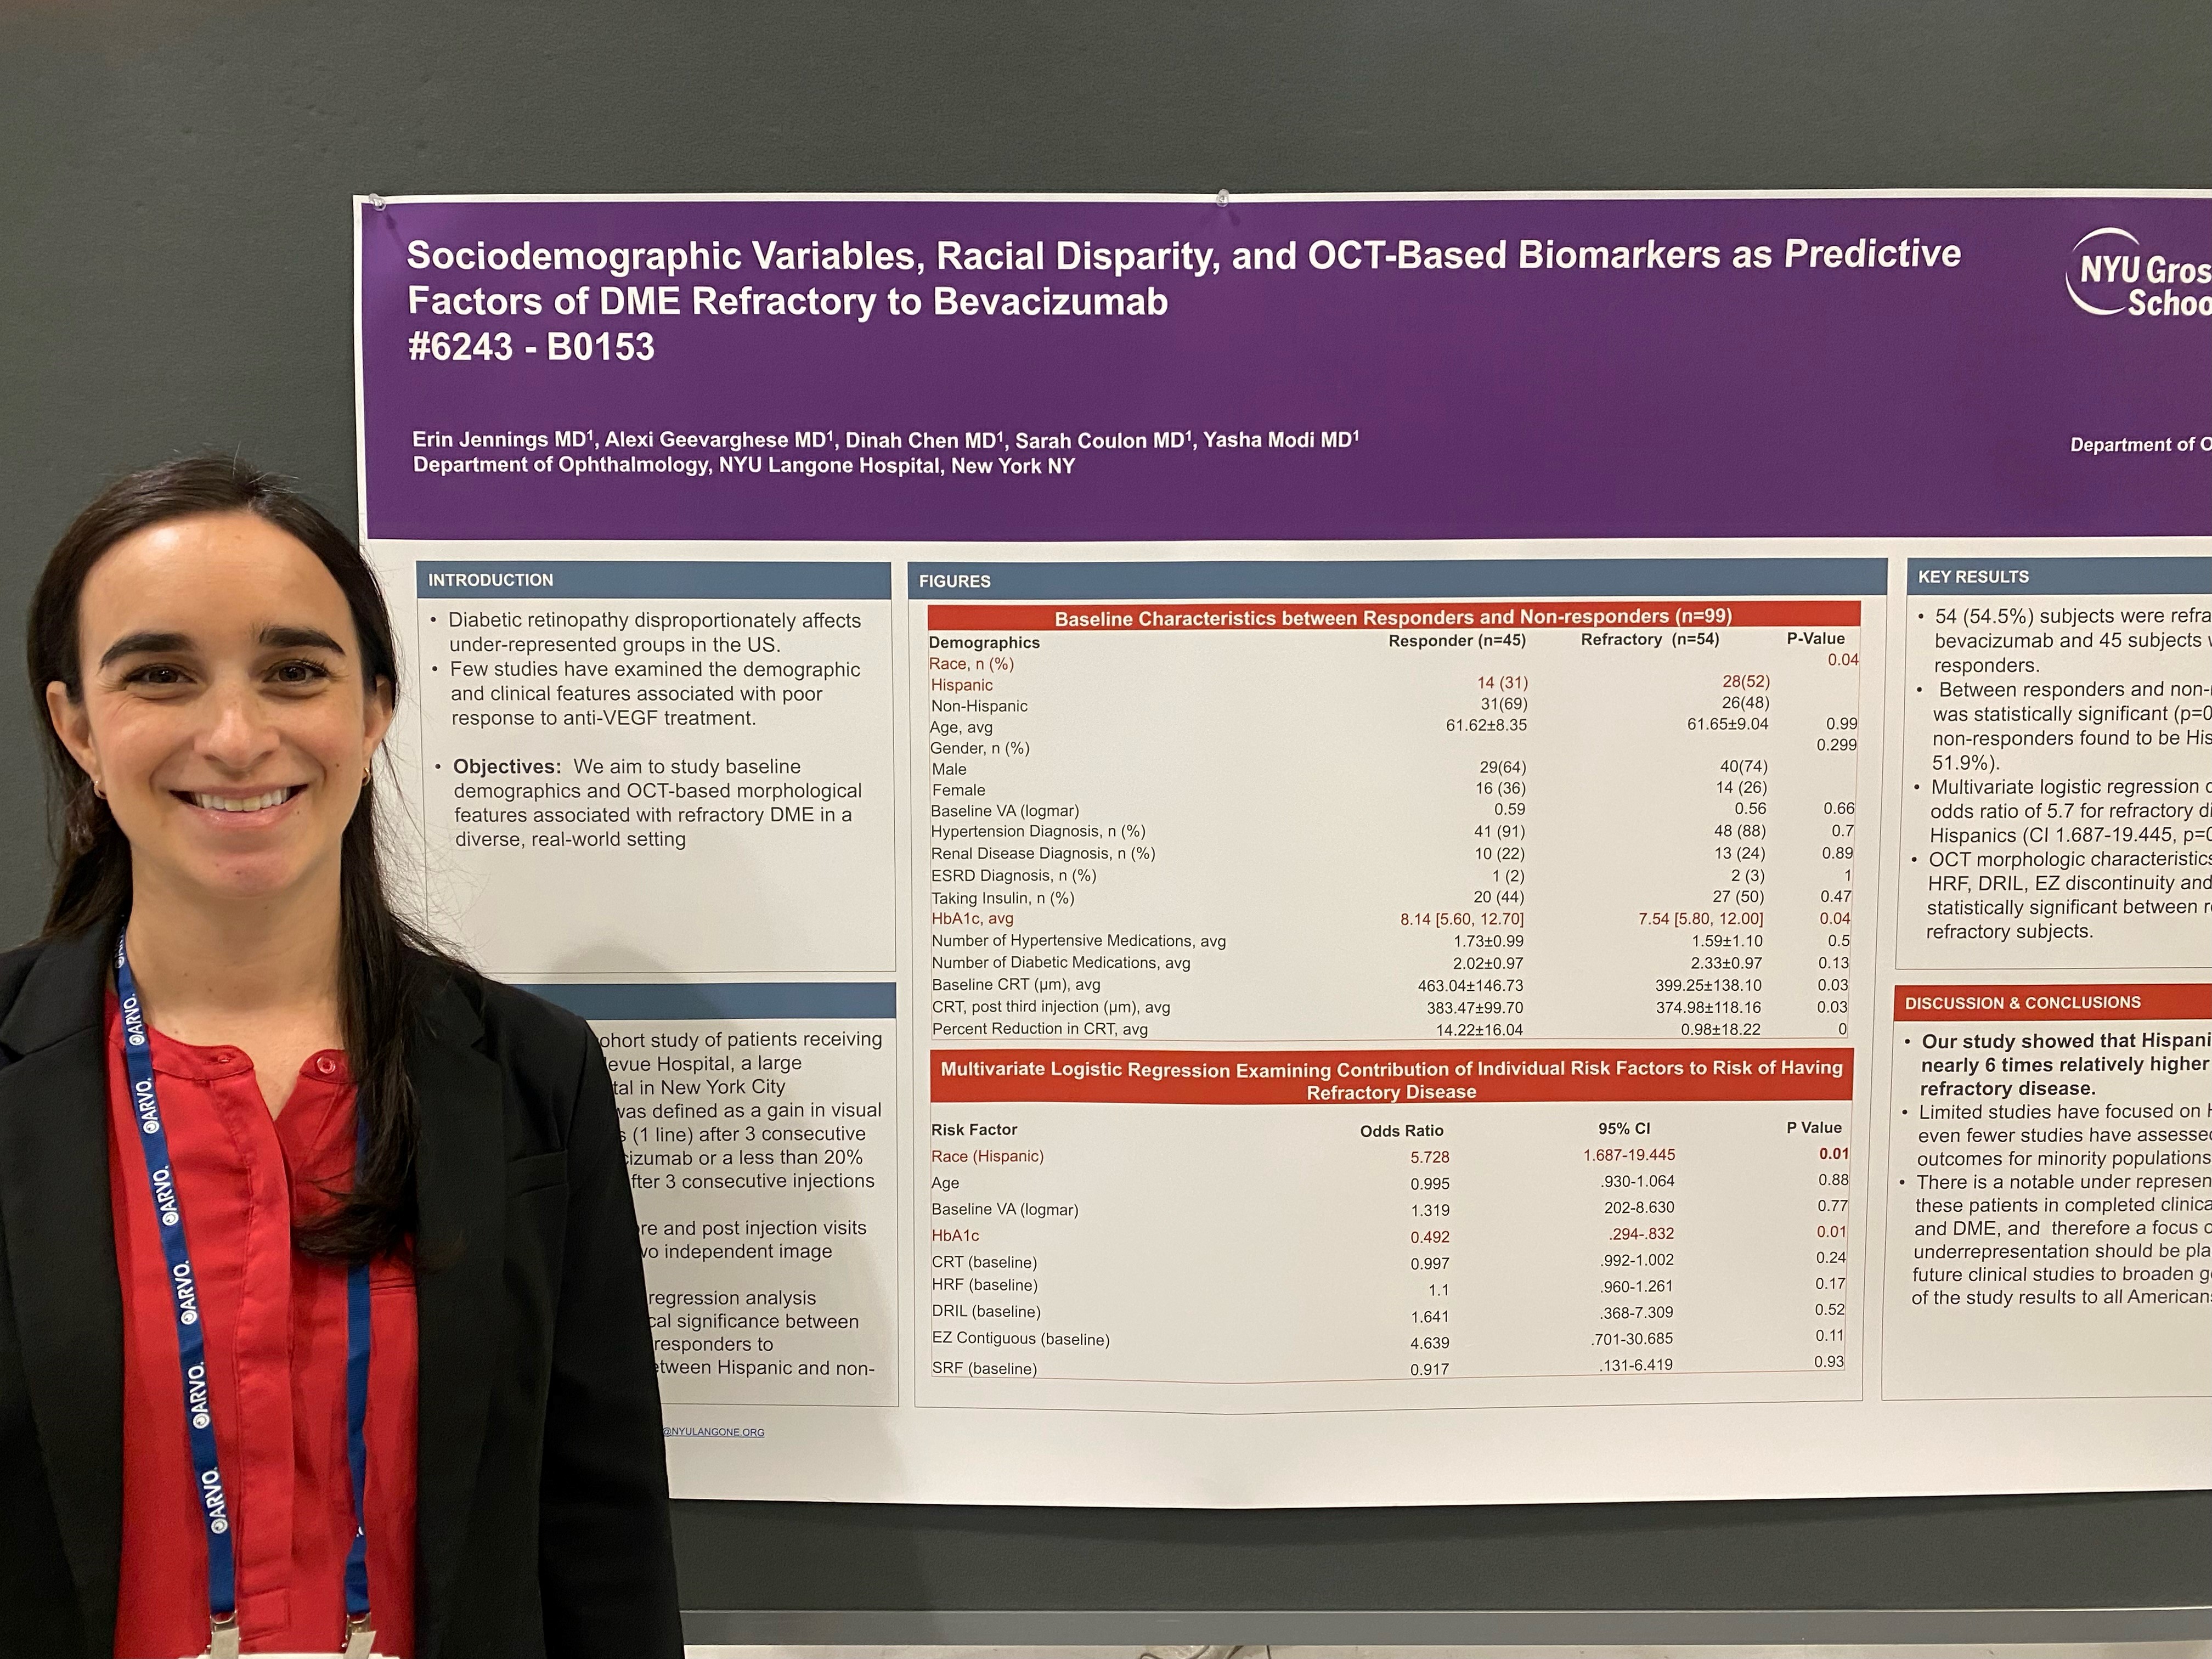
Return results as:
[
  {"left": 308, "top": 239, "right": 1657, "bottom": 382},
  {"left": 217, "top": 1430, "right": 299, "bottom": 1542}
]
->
[{"left": 105, "top": 996, "right": 417, "bottom": 1658}]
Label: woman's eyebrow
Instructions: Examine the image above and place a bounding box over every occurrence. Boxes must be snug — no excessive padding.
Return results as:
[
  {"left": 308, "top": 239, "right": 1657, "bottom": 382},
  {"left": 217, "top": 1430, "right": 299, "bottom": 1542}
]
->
[
  {"left": 259, "top": 624, "right": 347, "bottom": 653},
  {"left": 98, "top": 629, "right": 191, "bottom": 668}
]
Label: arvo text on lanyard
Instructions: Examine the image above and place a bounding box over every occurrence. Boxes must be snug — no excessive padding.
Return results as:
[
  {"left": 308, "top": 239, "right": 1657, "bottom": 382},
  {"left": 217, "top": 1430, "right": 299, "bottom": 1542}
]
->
[{"left": 116, "top": 932, "right": 380, "bottom": 1659}]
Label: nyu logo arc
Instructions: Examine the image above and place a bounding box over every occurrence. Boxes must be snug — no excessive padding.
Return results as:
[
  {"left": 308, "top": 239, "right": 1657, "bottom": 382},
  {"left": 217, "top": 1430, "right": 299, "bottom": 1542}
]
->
[{"left": 2067, "top": 226, "right": 2138, "bottom": 315}]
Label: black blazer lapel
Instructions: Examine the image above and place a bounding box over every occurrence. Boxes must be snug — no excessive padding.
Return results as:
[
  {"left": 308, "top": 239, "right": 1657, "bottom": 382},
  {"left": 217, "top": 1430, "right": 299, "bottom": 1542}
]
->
[
  {"left": 0, "top": 926, "right": 125, "bottom": 1658},
  {"left": 409, "top": 972, "right": 507, "bottom": 1659}
]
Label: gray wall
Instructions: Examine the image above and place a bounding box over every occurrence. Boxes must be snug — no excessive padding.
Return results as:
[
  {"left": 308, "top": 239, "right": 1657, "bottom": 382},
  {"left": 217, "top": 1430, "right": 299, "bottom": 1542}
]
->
[{"left": 4, "top": 0, "right": 2207, "bottom": 1622}]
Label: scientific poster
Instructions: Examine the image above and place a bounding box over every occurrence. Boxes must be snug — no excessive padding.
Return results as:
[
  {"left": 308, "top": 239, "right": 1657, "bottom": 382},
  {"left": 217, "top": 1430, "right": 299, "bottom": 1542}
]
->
[{"left": 355, "top": 192, "right": 2211, "bottom": 1505}]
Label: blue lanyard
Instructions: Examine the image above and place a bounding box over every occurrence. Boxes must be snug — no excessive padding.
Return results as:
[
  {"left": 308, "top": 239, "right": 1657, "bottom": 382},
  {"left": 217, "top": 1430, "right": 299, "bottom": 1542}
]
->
[{"left": 116, "top": 932, "right": 372, "bottom": 1651}]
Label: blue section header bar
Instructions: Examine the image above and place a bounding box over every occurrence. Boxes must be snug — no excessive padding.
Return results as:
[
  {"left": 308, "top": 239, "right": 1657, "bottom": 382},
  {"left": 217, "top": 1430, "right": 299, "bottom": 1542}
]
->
[
  {"left": 419, "top": 561, "right": 893, "bottom": 600},
  {"left": 1908, "top": 557, "right": 2212, "bottom": 596},
  {"left": 514, "top": 982, "right": 896, "bottom": 1020},
  {"left": 910, "top": 558, "right": 1888, "bottom": 601}
]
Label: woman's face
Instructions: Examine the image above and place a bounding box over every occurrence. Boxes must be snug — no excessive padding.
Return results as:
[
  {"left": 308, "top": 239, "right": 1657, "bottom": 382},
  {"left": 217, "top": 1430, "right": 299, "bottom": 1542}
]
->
[{"left": 46, "top": 511, "right": 394, "bottom": 909}]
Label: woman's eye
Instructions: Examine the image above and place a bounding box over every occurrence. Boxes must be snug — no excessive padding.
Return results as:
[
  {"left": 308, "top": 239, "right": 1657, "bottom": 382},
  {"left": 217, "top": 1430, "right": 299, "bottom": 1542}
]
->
[
  {"left": 122, "top": 664, "right": 189, "bottom": 688},
  {"left": 269, "top": 659, "right": 332, "bottom": 686}
]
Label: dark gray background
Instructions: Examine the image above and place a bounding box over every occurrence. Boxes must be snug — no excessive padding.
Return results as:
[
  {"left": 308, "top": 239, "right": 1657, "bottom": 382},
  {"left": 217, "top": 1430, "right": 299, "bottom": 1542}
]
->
[{"left": 5, "top": 0, "right": 2207, "bottom": 1618}]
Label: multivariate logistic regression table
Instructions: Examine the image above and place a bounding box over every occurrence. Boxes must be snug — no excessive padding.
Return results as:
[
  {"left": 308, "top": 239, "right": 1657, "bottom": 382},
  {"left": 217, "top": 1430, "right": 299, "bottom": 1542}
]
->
[{"left": 922, "top": 1044, "right": 1857, "bottom": 1409}]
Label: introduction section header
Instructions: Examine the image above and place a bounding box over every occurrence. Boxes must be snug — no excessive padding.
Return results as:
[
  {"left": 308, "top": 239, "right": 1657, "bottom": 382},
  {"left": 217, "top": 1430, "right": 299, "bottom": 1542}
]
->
[{"left": 416, "top": 560, "right": 892, "bottom": 599}]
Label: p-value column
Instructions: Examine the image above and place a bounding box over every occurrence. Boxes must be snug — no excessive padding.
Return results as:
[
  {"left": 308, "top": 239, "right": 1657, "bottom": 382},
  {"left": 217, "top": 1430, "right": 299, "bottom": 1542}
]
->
[{"left": 415, "top": 557, "right": 894, "bottom": 976}]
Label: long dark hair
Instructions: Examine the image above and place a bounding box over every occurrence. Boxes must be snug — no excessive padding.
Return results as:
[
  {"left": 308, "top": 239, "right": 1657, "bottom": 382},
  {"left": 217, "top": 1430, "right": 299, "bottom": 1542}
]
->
[{"left": 29, "top": 455, "right": 448, "bottom": 1262}]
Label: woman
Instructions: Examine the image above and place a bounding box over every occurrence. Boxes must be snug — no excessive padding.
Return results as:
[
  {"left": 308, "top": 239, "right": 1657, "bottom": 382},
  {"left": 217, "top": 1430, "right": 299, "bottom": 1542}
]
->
[{"left": 0, "top": 458, "right": 682, "bottom": 1657}]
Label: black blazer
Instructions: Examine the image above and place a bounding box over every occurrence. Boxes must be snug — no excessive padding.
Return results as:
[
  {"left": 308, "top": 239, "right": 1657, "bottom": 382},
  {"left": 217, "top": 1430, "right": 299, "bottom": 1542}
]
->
[{"left": 0, "top": 925, "right": 684, "bottom": 1659}]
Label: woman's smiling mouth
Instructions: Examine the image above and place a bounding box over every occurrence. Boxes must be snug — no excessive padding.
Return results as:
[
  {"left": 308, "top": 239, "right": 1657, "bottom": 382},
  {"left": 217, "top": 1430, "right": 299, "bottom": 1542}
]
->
[{"left": 177, "top": 785, "right": 307, "bottom": 814}]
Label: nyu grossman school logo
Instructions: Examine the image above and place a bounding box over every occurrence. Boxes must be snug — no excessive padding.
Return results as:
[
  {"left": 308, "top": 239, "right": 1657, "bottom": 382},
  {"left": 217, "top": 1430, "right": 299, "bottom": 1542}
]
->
[{"left": 2066, "top": 227, "right": 2212, "bottom": 318}]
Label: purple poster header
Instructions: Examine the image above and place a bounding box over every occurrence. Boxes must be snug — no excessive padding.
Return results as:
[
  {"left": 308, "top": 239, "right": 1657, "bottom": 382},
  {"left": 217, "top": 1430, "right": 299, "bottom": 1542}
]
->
[{"left": 358, "top": 195, "right": 2212, "bottom": 542}]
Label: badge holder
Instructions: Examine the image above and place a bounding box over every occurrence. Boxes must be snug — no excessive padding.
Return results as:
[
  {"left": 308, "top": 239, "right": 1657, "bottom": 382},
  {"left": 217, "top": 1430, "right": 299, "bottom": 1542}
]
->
[{"left": 194, "top": 1614, "right": 381, "bottom": 1658}]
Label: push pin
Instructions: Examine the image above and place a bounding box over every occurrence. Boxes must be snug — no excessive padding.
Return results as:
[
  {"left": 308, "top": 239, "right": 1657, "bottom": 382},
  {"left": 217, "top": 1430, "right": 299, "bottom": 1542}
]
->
[
  {"left": 368, "top": 193, "right": 387, "bottom": 211},
  {"left": 1216, "top": 189, "right": 1230, "bottom": 208}
]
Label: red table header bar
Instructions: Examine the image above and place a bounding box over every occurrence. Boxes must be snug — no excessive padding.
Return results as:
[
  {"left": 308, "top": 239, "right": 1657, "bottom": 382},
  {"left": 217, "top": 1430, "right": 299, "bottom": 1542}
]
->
[
  {"left": 930, "top": 1047, "right": 1854, "bottom": 1105},
  {"left": 927, "top": 600, "right": 1861, "bottom": 633}
]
